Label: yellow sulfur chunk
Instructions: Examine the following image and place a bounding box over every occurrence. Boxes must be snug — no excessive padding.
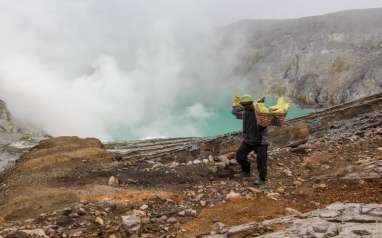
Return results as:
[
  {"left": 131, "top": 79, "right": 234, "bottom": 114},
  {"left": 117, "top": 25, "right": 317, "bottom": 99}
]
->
[
  {"left": 232, "top": 96, "right": 289, "bottom": 114},
  {"left": 254, "top": 102, "right": 270, "bottom": 113},
  {"left": 233, "top": 96, "right": 242, "bottom": 107},
  {"left": 269, "top": 97, "right": 289, "bottom": 113}
]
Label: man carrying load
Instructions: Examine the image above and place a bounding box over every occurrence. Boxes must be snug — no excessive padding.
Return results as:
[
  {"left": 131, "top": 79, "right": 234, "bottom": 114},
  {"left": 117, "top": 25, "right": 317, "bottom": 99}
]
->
[{"left": 232, "top": 95, "right": 268, "bottom": 185}]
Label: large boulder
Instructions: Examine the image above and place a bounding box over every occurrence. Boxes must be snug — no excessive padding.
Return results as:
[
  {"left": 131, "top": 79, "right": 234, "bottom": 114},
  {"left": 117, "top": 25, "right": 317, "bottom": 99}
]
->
[{"left": 268, "top": 123, "right": 310, "bottom": 147}]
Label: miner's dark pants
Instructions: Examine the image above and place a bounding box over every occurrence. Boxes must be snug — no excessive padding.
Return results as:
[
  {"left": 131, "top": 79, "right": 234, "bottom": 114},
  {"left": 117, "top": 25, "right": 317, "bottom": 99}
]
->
[{"left": 236, "top": 142, "right": 268, "bottom": 180}]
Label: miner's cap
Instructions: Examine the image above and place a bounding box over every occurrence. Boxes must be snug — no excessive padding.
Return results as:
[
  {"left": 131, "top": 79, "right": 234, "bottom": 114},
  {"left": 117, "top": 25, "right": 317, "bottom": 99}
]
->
[{"left": 240, "top": 95, "right": 254, "bottom": 104}]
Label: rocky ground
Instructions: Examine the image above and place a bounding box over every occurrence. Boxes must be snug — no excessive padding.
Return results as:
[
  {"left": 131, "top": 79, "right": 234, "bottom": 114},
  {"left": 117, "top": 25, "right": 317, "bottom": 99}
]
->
[{"left": 0, "top": 94, "right": 381, "bottom": 237}]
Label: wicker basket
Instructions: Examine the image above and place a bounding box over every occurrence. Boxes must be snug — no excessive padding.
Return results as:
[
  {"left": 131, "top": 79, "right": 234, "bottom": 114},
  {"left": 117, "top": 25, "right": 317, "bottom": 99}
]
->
[{"left": 256, "top": 112, "right": 287, "bottom": 127}]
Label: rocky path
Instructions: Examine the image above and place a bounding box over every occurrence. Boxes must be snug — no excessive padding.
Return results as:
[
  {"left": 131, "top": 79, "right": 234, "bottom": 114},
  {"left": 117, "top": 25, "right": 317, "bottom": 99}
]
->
[
  {"left": 0, "top": 124, "right": 380, "bottom": 237},
  {"left": 0, "top": 93, "right": 381, "bottom": 237}
]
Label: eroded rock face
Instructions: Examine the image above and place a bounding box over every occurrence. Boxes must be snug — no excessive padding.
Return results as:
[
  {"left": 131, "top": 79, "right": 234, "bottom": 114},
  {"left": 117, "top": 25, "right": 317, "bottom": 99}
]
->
[
  {"left": 0, "top": 99, "right": 17, "bottom": 134},
  {"left": 223, "top": 8, "right": 382, "bottom": 106}
]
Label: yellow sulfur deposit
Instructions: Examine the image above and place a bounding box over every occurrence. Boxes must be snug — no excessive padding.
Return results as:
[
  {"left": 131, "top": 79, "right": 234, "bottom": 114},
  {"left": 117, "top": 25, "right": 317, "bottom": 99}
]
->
[
  {"left": 233, "top": 96, "right": 289, "bottom": 114},
  {"left": 254, "top": 101, "right": 270, "bottom": 113},
  {"left": 233, "top": 96, "right": 241, "bottom": 107},
  {"left": 269, "top": 97, "right": 289, "bottom": 113}
]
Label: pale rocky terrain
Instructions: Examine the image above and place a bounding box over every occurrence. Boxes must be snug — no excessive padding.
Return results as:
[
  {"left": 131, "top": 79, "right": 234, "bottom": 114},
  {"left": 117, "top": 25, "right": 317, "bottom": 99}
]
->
[
  {"left": 0, "top": 93, "right": 380, "bottom": 237},
  {"left": 204, "top": 203, "right": 382, "bottom": 237},
  {"left": 222, "top": 8, "right": 382, "bottom": 106}
]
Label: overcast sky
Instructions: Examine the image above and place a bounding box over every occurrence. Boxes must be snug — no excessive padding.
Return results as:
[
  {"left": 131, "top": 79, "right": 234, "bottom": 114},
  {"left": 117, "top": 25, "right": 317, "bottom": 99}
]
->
[
  {"left": 1, "top": 1, "right": 382, "bottom": 27},
  {"left": 203, "top": 0, "right": 382, "bottom": 25}
]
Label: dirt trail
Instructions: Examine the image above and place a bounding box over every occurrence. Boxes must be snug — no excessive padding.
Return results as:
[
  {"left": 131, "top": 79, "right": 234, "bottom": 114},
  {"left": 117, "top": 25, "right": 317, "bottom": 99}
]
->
[{"left": 180, "top": 197, "right": 297, "bottom": 237}]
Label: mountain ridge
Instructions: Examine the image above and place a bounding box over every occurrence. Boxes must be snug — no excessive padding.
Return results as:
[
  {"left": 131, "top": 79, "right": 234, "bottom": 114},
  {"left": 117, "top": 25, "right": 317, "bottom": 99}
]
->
[{"left": 222, "top": 7, "right": 382, "bottom": 106}]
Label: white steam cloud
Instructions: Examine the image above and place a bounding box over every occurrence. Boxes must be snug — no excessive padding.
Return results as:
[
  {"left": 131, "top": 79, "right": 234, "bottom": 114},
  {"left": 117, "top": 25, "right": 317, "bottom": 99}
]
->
[{"left": 0, "top": 0, "right": 250, "bottom": 140}]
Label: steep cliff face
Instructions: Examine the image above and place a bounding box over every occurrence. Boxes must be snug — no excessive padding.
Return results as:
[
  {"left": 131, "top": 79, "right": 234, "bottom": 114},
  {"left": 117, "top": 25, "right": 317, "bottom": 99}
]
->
[
  {"left": 223, "top": 8, "right": 382, "bottom": 106},
  {"left": 0, "top": 99, "right": 17, "bottom": 133}
]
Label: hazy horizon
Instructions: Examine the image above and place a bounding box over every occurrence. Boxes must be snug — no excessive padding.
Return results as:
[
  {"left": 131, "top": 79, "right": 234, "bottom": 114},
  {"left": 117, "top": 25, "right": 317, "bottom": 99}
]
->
[{"left": 206, "top": 1, "right": 382, "bottom": 26}]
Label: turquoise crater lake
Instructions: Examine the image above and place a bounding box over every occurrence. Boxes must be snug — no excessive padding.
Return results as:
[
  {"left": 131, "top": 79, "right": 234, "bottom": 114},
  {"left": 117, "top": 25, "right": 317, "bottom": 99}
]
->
[
  {"left": 110, "top": 97, "right": 314, "bottom": 141},
  {"left": 197, "top": 98, "right": 314, "bottom": 137}
]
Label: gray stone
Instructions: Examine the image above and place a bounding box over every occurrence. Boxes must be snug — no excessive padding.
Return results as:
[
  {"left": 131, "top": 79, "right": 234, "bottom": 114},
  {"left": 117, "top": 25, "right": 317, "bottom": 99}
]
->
[
  {"left": 108, "top": 176, "right": 120, "bottom": 186},
  {"left": 319, "top": 210, "right": 340, "bottom": 219},
  {"left": 226, "top": 191, "right": 240, "bottom": 200},
  {"left": 166, "top": 217, "right": 178, "bottom": 224},
  {"left": 95, "top": 217, "right": 104, "bottom": 225},
  {"left": 202, "top": 234, "right": 227, "bottom": 238},
  {"left": 212, "top": 222, "right": 226, "bottom": 231},
  {"left": 217, "top": 155, "right": 230, "bottom": 166},
  {"left": 313, "top": 223, "right": 329, "bottom": 233},
  {"left": 121, "top": 210, "right": 141, "bottom": 232},
  {"left": 20, "top": 229, "right": 48, "bottom": 237},
  {"left": 283, "top": 169, "right": 293, "bottom": 177},
  {"left": 228, "top": 223, "right": 257, "bottom": 235},
  {"left": 193, "top": 159, "right": 202, "bottom": 164},
  {"left": 178, "top": 211, "right": 186, "bottom": 216},
  {"left": 285, "top": 207, "right": 303, "bottom": 217},
  {"left": 208, "top": 155, "right": 215, "bottom": 163}
]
